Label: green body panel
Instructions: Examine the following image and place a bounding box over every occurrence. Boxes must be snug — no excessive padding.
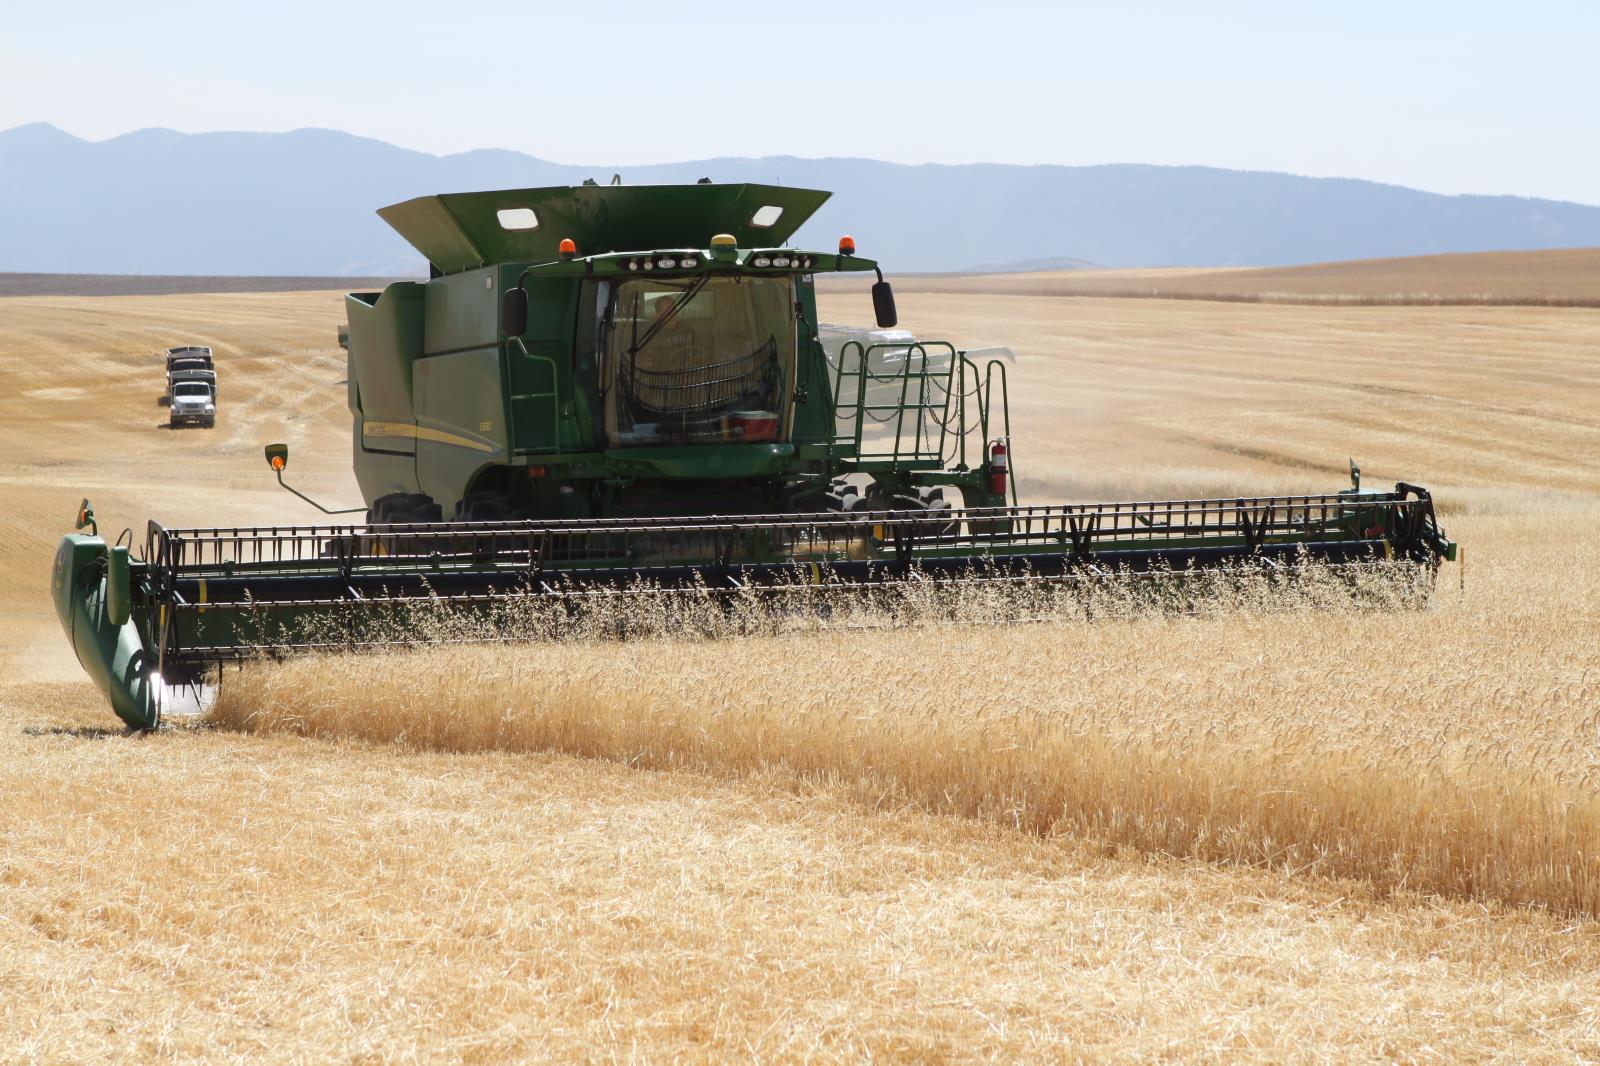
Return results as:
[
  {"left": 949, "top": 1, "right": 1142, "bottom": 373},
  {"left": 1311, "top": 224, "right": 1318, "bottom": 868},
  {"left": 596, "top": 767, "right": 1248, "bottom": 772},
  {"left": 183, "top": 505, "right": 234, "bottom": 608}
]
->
[
  {"left": 412, "top": 348, "right": 509, "bottom": 505},
  {"left": 423, "top": 269, "right": 499, "bottom": 354},
  {"left": 51, "top": 535, "right": 158, "bottom": 730},
  {"left": 347, "top": 284, "right": 424, "bottom": 505},
  {"left": 602, "top": 443, "right": 796, "bottom": 479},
  {"left": 347, "top": 285, "right": 423, "bottom": 453},
  {"left": 352, "top": 445, "right": 419, "bottom": 507}
]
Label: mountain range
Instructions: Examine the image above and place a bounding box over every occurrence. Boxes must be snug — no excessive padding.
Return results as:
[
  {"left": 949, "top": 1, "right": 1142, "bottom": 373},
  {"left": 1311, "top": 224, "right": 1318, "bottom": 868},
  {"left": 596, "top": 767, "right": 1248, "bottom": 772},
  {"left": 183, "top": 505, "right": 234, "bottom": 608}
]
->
[{"left": 3, "top": 123, "right": 1598, "bottom": 276}]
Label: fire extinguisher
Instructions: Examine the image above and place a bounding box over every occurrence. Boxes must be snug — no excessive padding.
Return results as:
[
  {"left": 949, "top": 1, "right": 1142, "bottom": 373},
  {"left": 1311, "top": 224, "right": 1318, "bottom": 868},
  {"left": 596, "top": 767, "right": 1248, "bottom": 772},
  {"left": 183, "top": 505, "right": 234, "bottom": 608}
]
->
[{"left": 988, "top": 438, "right": 1009, "bottom": 499}]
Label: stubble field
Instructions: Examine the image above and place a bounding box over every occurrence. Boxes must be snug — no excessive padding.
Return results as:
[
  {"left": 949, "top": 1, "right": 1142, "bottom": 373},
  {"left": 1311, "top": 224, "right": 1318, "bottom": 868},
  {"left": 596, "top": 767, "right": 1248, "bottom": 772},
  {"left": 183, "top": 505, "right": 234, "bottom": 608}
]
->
[{"left": 2, "top": 259, "right": 1598, "bottom": 1061}]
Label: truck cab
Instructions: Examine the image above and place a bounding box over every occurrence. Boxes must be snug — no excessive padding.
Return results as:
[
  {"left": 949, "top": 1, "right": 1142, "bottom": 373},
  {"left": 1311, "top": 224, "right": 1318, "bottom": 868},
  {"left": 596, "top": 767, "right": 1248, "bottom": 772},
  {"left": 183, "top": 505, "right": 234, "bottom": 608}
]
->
[{"left": 169, "top": 379, "right": 216, "bottom": 427}]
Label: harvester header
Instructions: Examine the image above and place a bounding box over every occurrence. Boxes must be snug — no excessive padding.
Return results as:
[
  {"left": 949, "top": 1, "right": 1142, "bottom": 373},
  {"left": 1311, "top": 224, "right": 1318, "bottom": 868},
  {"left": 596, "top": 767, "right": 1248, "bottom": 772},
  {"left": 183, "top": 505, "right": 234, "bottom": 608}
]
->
[{"left": 52, "top": 178, "right": 1457, "bottom": 730}]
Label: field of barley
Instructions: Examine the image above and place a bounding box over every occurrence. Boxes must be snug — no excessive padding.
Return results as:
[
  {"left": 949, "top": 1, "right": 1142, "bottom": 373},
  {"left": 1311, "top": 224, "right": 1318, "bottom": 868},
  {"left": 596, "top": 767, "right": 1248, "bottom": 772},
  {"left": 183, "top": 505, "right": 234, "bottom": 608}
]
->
[
  {"left": 850, "top": 247, "right": 1600, "bottom": 307},
  {"left": 2, "top": 257, "right": 1598, "bottom": 1061}
]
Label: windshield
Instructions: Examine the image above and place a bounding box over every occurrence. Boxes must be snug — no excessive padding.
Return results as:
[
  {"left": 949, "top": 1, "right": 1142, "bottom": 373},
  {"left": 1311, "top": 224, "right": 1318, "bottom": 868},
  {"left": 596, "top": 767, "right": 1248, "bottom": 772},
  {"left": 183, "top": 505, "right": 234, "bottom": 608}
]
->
[
  {"left": 173, "top": 383, "right": 210, "bottom": 398},
  {"left": 601, "top": 275, "right": 796, "bottom": 446}
]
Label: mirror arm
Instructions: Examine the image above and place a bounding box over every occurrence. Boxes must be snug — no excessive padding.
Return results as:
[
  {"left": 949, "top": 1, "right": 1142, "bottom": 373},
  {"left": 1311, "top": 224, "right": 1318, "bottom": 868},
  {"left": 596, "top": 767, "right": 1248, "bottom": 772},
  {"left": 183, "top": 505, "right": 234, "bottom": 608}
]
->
[{"left": 272, "top": 469, "right": 367, "bottom": 516}]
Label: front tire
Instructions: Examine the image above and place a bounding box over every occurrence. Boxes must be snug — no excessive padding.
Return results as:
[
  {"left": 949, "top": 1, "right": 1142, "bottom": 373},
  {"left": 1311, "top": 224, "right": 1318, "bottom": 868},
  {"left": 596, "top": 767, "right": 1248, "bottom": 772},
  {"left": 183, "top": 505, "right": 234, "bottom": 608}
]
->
[{"left": 369, "top": 492, "right": 443, "bottom": 525}]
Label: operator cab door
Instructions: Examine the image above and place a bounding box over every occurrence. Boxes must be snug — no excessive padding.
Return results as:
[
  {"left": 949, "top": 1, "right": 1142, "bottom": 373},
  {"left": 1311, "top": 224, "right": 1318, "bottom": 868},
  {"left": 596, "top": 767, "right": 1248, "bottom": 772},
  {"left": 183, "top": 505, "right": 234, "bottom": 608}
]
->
[{"left": 507, "top": 278, "right": 582, "bottom": 455}]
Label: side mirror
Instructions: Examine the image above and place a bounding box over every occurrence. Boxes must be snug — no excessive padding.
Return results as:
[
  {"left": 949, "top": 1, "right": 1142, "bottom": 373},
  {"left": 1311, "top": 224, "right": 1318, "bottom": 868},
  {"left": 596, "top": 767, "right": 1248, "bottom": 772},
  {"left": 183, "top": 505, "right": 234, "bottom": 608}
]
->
[
  {"left": 871, "top": 278, "right": 898, "bottom": 329},
  {"left": 502, "top": 287, "right": 529, "bottom": 337},
  {"left": 264, "top": 443, "right": 289, "bottom": 472}
]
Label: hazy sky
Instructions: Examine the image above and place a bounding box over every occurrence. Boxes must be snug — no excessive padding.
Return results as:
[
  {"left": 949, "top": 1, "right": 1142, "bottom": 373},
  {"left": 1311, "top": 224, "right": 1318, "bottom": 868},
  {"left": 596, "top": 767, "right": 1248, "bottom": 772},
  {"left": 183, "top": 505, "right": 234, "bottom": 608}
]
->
[{"left": 4, "top": 0, "right": 1596, "bottom": 203}]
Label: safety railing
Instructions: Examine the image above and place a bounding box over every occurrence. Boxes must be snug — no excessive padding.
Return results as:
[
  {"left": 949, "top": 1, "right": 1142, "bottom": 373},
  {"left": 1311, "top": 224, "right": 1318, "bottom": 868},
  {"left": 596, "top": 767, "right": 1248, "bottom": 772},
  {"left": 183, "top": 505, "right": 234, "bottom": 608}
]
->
[
  {"left": 829, "top": 340, "right": 1016, "bottom": 493},
  {"left": 830, "top": 339, "right": 954, "bottom": 465}
]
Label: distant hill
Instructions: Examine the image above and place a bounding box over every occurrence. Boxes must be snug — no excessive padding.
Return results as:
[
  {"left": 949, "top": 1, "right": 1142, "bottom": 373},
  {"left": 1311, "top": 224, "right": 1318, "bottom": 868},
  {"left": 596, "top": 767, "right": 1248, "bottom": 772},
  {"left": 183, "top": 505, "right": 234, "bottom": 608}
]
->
[{"left": 4, "top": 123, "right": 1600, "bottom": 276}]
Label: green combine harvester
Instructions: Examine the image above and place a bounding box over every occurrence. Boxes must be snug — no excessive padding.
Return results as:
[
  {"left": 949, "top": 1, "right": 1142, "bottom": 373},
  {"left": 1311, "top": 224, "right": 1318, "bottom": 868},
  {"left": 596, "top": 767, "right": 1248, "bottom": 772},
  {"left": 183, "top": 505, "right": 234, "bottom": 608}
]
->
[{"left": 53, "top": 181, "right": 1457, "bottom": 729}]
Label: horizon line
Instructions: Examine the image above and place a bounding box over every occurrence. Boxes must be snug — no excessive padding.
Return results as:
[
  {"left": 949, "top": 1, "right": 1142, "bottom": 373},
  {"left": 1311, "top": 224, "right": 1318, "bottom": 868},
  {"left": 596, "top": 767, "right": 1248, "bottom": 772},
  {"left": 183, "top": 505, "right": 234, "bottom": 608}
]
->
[{"left": 6, "top": 120, "right": 1594, "bottom": 209}]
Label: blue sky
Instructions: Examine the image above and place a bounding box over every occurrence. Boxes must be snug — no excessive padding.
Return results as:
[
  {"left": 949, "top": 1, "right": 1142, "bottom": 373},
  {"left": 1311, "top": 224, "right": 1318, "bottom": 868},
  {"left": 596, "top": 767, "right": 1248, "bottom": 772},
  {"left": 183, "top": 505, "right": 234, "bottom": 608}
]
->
[{"left": 3, "top": 0, "right": 1596, "bottom": 203}]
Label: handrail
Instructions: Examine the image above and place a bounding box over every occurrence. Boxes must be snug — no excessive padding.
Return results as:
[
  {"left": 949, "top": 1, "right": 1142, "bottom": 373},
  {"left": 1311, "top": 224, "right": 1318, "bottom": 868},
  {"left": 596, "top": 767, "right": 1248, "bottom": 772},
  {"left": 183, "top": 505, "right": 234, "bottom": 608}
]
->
[
  {"left": 509, "top": 336, "right": 567, "bottom": 453},
  {"left": 981, "top": 358, "right": 1017, "bottom": 505},
  {"left": 824, "top": 339, "right": 1016, "bottom": 492},
  {"left": 830, "top": 339, "right": 960, "bottom": 467}
]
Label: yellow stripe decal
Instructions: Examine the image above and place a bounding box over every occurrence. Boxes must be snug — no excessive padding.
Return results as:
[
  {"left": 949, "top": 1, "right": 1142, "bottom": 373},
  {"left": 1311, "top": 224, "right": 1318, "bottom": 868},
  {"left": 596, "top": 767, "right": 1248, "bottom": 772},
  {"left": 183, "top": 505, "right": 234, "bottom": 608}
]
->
[
  {"left": 198, "top": 578, "right": 208, "bottom": 614},
  {"left": 363, "top": 421, "right": 496, "bottom": 454}
]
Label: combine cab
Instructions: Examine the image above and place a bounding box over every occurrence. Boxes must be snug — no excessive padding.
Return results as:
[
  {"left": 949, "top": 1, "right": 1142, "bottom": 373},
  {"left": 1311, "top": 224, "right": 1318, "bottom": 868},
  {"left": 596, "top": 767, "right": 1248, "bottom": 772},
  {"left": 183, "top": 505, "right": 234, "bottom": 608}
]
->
[{"left": 53, "top": 181, "right": 1457, "bottom": 729}]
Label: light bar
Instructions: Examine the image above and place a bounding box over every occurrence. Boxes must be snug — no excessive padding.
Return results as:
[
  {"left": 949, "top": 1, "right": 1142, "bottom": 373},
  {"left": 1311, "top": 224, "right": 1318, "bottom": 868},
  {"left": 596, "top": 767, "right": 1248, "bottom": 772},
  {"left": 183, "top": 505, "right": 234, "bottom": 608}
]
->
[{"left": 748, "top": 252, "right": 813, "bottom": 270}]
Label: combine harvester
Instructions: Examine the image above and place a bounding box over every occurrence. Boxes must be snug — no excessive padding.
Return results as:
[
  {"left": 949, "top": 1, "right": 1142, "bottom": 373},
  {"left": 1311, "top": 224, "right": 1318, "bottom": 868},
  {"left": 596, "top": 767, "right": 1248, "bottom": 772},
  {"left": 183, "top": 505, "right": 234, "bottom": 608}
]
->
[{"left": 52, "top": 182, "right": 1457, "bottom": 729}]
